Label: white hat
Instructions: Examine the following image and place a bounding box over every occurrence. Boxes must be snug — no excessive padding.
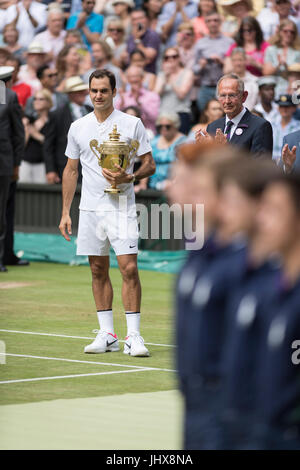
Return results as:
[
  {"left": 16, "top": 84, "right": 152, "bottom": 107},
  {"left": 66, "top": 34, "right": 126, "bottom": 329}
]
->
[
  {"left": 111, "top": 0, "right": 135, "bottom": 8},
  {"left": 0, "top": 65, "right": 14, "bottom": 80},
  {"left": 219, "top": 0, "right": 252, "bottom": 8},
  {"left": 64, "top": 76, "right": 89, "bottom": 93},
  {"left": 27, "top": 42, "right": 46, "bottom": 54}
]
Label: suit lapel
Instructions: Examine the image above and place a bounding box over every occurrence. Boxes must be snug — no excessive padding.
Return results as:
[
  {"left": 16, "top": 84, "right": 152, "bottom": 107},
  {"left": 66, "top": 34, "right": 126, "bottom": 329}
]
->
[{"left": 229, "top": 109, "right": 250, "bottom": 144}]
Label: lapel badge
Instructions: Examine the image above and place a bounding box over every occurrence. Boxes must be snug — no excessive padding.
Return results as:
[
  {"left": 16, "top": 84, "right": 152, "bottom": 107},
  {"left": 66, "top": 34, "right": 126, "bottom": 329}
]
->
[{"left": 235, "top": 128, "right": 243, "bottom": 136}]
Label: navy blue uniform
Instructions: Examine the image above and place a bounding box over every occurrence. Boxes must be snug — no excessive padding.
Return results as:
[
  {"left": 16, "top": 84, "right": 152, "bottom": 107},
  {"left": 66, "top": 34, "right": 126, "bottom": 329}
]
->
[
  {"left": 176, "top": 234, "right": 247, "bottom": 449},
  {"left": 220, "top": 258, "right": 281, "bottom": 449},
  {"left": 255, "top": 275, "right": 300, "bottom": 449}
]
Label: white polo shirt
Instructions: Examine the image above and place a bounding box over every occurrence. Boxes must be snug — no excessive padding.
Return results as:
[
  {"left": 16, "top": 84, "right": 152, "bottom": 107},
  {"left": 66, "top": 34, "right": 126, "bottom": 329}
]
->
[{"left": 65, "top": 109, "right": 152, "bottom": 215}]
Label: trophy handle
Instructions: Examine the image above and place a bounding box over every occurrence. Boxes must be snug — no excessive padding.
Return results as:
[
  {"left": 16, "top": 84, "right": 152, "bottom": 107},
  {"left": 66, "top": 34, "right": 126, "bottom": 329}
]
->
[{"left": 89, "top": 139, "right": 102, "bottom": 165}]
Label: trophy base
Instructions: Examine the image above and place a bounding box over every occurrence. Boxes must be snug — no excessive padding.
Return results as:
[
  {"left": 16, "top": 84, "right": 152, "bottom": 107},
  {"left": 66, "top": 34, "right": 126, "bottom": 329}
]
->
[{"left": 104, "top": 187, "right": 122, "bottom": 194}]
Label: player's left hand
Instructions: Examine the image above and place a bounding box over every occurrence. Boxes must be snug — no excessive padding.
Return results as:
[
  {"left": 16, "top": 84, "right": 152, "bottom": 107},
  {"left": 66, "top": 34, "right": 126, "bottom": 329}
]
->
[{"left": 102, "top": 164, "right": 132, "bottom": 185}]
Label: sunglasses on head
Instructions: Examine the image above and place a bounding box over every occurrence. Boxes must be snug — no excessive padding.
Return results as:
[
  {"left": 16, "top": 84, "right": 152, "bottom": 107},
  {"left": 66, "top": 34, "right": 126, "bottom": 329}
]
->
[
  {"left": 164, "top": 54, "right": 179, "bottom": 61},
  {"left": 157, "top": 124, "right": 173, "bottom": 131}
]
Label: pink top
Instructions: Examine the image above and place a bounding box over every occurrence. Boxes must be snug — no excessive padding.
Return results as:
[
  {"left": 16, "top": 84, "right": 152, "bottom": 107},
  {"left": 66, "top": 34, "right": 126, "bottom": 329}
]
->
[
  {"left": 115, "top": 88, "right": 160, "bottom": 133},
  {"left": 226, "top": 41, "right": 270, "bottom": 76},
  {"left": 192, "top": 17, "right": 209, "bottom": 41}
]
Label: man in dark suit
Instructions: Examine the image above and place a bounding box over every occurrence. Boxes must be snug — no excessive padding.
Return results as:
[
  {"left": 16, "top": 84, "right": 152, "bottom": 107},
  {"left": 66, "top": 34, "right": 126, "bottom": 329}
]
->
[
  {"left": 43, "top": 76, "right": 93, "bottom": 184},
  {"left": 0, "top": 66, "right": 25, "bottom": 271},
  {"left": 281, "top": 129, "right": 300, "bottom": 173},
  {"left": 198, "top": 73, "right": 273, "bottom": 157}
]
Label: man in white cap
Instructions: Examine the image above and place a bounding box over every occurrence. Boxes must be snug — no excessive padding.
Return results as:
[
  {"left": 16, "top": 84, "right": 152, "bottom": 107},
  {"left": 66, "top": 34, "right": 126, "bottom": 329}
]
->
[
  {"left": 43, "top": 76, "right": 92, "bottom": 184},
  {"left": 4, "top": 0, "right": 47, "bottom": 48},
  {"left": 18, "top": 42, "right": 47, "bottom": 95},
  {"left": 59, "top": 69, "right": 156, "bottom": 357},
  {"left": 253, "top": 76, "right": 279, "bottom": 125},
  {"left": 0, "top": 66, "right": 25, "bottom": 272}
]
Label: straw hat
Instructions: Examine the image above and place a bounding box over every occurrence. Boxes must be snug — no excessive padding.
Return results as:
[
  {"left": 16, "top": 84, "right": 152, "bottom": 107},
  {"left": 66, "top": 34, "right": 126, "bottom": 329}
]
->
[{"left": 64, "top": 76, "right": 89, "bottom": 93}]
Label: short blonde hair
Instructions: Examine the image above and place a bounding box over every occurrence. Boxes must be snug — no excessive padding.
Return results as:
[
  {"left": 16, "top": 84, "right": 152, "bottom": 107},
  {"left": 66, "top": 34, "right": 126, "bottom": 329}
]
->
[
  {"left": 156, "top": 112, "right": 180, "bottom": 129},
  {"left": 37, "top": 88, "right": 53, "bottom": 108}
]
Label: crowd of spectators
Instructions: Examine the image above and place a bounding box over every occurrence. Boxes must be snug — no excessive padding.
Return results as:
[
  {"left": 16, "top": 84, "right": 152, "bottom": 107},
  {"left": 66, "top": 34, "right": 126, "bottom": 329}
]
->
[{"left": 1, "top": 0, "right": 300, "bottom": 188}]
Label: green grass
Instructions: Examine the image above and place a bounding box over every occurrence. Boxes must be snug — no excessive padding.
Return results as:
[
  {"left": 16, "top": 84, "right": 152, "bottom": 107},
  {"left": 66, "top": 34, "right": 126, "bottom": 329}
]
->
[{"left": 0, "top": 262, "right": 178, "bottom": 406}]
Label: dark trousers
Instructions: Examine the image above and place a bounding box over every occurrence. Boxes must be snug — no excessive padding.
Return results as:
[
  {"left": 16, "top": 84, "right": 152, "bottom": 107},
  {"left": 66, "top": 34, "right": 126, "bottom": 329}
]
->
[
  {"left": 3, "top": 180, "right": 17, "bottom": 264},
  {"left": 0, "top": 176, "right": 11, "bottom": 265}
]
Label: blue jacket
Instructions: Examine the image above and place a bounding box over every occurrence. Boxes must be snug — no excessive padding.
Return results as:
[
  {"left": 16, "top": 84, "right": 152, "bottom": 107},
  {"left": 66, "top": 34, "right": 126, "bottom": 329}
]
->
[{"left": 281, "top": 129, "right": 300, "bottom": 173}]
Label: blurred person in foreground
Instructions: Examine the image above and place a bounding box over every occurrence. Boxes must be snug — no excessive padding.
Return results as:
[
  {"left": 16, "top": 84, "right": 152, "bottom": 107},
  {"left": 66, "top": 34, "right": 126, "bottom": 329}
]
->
[
  {"left": 197, "top": 73, "right": 273, "bottom": 157},
  {"left": 251, "top": 172, "right": 300, "bottom": 449},
  {"left": 59, "top": 69, "right": 155, "bottom": 357},
  {"left": 215, "top": 159, "right": 282, "bottom": 450},
  {"left": 0, "top": 66, "right": 26, "bottom": 271},
  {"left": 167, "top": 141, "right": 280, "bottom": 449},
  {"left": 6, "top": 56, "right": 31, "bottom": 108}
]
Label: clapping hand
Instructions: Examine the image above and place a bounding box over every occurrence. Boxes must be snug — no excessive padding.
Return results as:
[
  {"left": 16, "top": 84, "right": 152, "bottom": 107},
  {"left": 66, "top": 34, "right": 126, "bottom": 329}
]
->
[{"left": 282, "top": 143, "right": 297, "bottom": 172}]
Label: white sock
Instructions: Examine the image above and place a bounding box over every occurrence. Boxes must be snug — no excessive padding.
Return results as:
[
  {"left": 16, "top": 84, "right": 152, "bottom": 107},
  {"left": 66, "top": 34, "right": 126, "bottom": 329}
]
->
[
  {"left": 97, "top": 310, "right": 114, "bottom": 334},
  {"left": 125, "top": 312, "right": 141, "bottom": 336}
]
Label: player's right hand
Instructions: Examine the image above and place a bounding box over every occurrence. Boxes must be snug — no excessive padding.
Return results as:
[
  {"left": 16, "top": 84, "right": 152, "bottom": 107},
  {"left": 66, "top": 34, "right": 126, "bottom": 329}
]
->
[{"left": 59, "top": 214, "right": 72, "bottom": 241}]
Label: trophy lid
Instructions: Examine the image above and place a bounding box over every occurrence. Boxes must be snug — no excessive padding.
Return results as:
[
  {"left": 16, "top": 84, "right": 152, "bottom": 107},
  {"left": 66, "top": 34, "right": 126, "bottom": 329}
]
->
[{"left": 102, "top": 124, "right": 128, "bottom": 146}]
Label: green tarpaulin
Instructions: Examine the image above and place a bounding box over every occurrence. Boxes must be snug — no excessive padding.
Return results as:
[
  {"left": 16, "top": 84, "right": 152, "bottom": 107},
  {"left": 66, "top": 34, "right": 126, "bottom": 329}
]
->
[{"left": 14, "top": 233, "right": 187, "bottom": 274}]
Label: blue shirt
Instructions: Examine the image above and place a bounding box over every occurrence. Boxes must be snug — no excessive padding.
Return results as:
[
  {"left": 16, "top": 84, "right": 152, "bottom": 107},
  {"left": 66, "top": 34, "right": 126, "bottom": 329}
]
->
[
  {"left": 149, "top": 134, "right": 186, "bottom": 190},
  {"left": 67, "top": 11, "right": 104, "bottom": 50},
  {"left": 157, "top": 0, "right": 198, "bottom": 48}
]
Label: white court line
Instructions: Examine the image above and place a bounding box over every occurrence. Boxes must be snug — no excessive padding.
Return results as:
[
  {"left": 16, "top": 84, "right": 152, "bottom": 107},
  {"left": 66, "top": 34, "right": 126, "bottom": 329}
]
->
[
  {"left": 0, "top": 368, "right": 152, "bottom": 385},
  {"left": 0, "top": 353, "right": 176, "bottom": 373},
  {"left": 0, "top": 329, "right": 175, "bottom": 348}
]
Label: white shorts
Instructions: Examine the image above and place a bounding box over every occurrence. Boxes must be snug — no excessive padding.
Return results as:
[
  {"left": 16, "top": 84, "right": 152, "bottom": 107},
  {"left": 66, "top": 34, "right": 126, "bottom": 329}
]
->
[{"left": 77, "top": 210, "right": 139, "bottom": 256}]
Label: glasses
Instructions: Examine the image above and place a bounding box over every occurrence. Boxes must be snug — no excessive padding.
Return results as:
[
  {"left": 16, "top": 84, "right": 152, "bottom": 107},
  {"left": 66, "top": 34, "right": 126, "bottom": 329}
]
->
[
  {"left": 33, "top": 97, "right": 47, "bottom": 101},
  {"left": 45, "top": 73, "right": 58, "bottom": 78},
  {"left": 242, "top": 28, "right": 254, "bottom": 33},
  {"left": 181, "top": 31, "right": 193, "bottom": 36},
  {"left": 157, "top": 124, "right": 173, "bottom": 131},
  {"left": 218, "top": 93, "right": 240, "bottom": 100},
  {"left": 206, "top": 18, "right": 220, "bottom": 23},
  {"left": 164, "top": 54, "right": 179, "bottom": 61},
  {"left": 108, "top": 28, "right": 123, "bottom": 33},
  {"left": 282, "top": 29, "right": 295, "bottom": 34}
]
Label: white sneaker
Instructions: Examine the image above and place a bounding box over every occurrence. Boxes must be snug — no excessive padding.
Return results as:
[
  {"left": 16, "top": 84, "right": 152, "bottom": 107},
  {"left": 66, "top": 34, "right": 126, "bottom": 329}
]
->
[
  {"left": 84, "top": 331, "right": 120, "bottom": 354},
  {"left": 123, "top": 332, "right": 150, "bottom": 357}
]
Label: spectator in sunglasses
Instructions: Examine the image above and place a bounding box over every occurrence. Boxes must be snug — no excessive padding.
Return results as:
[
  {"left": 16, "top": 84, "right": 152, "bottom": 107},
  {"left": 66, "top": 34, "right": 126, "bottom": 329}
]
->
[
  {"left": 105, "top": 19, "right": 127, "bottom": 69},
  {"left": 220, "top": 0, "right": 253, "bottom": 38},
  {"left": 25, "top": 64, "right": 68, "bottom": 118},
  {"left": 155, "top": 46, "right": 194, "bottom": 134},
  {"left": 225, "top": 17, "right": 270, "bottom": 77},
  {"left": 148, "top": 112, "right": 186, "bottom": 191},
  {"left": 263, "top": 19, "right": 300, "bottom": 97}
]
